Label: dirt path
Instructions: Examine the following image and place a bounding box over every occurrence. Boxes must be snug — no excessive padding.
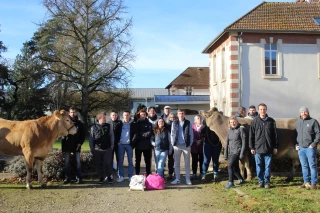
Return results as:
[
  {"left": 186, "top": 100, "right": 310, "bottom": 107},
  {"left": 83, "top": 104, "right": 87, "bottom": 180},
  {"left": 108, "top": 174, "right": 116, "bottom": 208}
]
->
[
  {"left": 0, "top": 177, "right": 237, "bottom": 213},
  {"left": 0, "top": 153, "right": 236, "bottom": 212}
]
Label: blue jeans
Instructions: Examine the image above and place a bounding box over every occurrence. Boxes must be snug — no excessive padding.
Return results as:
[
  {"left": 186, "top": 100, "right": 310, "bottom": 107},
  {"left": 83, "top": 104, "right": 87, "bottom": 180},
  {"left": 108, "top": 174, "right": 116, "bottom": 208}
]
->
[
  {"left": 118, "top": 144, "right": 134, "bottom": 178},
  {"left": 154, "top": 149, "right": 168, "bottom": 177},
  {"left": 63, "top": 152, "right": 82, "bottom": 181},
  {"left": 201, "top": 142, "right": 222, "bottom": 177},
  {"left": 298, "top": 147, "right": 318, "bottom": 184},
  {"left": 254, "top": 153, "right": 272, "bottom": 183}
]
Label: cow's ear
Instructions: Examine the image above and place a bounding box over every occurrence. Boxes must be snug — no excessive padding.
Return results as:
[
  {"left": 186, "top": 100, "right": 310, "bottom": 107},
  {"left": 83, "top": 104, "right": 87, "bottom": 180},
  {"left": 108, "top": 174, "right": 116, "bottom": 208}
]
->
[{"left": 54, "top": 110, "right": 61, "bottom": 120}]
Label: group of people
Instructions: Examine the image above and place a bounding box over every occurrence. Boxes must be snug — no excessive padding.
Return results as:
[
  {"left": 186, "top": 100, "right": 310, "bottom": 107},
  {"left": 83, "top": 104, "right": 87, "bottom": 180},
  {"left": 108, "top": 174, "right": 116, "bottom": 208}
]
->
[
  {"left": 225, "top": 104, "right": 320, "bottom": 190},
  {"left": 61, "top": 103, "right": 320, "bottom": 190},
  {"left": 61, "top": 106, "right": 222, "bottom": 185}
]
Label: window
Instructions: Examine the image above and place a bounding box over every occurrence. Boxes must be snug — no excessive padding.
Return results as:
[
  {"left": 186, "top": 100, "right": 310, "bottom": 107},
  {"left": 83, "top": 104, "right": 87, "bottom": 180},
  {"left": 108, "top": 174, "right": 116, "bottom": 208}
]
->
[
  {"left": 221, "top": 48, "right": 226, "bottom": 80},
  {"left": 213, "top": 55, "right": 217, "bottom": 84},
  {"left": 313, "top": 17, "right": 320, "bottom": 25},
  {"left": 185, "top": 87, "right": 192, "bottom": 96},
  {"left": 264, "top": 44, "right": 277, "bottom": 75}
]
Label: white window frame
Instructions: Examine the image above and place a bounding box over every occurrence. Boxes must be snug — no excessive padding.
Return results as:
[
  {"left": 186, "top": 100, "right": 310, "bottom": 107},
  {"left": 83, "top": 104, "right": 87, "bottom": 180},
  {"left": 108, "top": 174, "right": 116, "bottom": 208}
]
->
[
  {"left": 221, "top": 48, "right": 226, "bottom": 81},
  {"left": 185, "top": 86, "right": 192, "bottom": 96},
  {"left": 261, "top": 38, "right": 282, "bottom": 79},
  {"left": 212, "top": 54, "right": 217, "bottom": 84}
]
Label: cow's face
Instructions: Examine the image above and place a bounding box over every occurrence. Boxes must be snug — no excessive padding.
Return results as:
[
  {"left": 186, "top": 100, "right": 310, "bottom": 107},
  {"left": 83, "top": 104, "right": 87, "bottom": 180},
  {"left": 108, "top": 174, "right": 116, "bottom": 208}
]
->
[{"left": 54, "top": 110, "right": 78, "bottom": 136}]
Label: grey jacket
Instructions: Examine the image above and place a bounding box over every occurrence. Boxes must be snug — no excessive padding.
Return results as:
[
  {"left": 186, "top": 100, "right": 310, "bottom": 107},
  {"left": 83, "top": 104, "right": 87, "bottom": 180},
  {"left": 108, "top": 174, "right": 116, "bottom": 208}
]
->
[
  {"left": 224, "top": 125, "right": 246, "bottom": 159},
  {"left": 295, "top": 116, "right": 320, "bottom": 148}
]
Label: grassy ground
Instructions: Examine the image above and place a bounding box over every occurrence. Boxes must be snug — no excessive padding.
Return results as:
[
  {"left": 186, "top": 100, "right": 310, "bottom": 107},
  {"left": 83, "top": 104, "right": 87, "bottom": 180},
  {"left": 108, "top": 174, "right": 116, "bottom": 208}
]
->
[
  {"left": 213, "top": 176, "right": 320, "bottom": 213},
  {"left": 53, "top": 138, "right": 90, "bottom": 151}
]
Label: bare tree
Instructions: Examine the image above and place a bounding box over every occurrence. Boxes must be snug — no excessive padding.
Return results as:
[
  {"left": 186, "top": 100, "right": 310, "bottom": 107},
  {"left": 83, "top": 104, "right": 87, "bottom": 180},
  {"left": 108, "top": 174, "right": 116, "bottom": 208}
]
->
[{"left": 38, "top": 0, "right": 134, "bottom": 130}]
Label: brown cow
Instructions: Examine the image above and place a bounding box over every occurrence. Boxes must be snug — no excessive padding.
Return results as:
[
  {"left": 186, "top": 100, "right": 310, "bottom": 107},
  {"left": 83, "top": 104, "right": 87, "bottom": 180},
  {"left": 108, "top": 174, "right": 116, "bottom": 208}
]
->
[
  {"left": 200, "top": 108, "right": 300, "bottom": 181},
  {"left": 0, "top": 110, "right": 77, "bottom": 189}
]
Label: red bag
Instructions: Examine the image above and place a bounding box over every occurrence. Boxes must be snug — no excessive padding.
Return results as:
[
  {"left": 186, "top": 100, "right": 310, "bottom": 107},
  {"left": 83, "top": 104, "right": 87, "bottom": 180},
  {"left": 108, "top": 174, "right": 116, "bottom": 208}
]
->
[{"left": 145, "top": 174, "right": 165, "bottom": 190}]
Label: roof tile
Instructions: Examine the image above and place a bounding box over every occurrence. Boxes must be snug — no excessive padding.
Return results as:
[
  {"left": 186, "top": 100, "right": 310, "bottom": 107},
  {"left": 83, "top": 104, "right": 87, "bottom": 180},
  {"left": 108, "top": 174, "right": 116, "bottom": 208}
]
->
[
  {"left": 165, "top": 67, "right": 209, "bottom": 89},
  {"left": 227, "top": 2, "right": 320, "bottom": 32}
]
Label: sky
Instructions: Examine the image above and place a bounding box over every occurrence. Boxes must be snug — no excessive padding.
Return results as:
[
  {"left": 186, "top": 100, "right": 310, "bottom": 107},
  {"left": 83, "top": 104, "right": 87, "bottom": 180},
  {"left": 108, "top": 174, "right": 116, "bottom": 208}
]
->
[{"left": 0, "top": 0, "right": 291, "bottom": 88}]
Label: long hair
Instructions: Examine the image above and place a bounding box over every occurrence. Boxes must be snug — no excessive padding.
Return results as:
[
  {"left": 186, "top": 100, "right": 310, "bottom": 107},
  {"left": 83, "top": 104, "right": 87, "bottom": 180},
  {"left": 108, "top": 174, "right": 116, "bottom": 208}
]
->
[
  {"left": 153, "top": 118, "right": 167, "bottom": 135},
  {"left": 166, "top": 112, "right": 177, "bottom": 123}
]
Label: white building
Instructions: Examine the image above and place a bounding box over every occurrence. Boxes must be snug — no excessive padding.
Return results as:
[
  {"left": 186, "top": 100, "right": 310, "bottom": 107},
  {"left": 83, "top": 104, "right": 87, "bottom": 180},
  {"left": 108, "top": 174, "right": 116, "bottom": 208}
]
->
[{"left": 202, "top": 1, "right": 320, "bottom": 118}]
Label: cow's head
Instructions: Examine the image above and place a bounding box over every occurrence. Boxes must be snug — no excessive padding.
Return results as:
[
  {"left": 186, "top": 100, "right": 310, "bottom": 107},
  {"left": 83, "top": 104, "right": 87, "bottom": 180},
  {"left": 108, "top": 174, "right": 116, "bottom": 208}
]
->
[
  {"left": 54, "top": 110, "right": 77, "bottom": 136},
  {"left": 199, "top": 107, "right": 229, "bottom": 144}
]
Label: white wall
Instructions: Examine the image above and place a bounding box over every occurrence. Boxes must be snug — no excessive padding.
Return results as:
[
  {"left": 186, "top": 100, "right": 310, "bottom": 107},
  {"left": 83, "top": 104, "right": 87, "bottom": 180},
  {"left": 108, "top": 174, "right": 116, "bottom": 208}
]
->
[
  {"left": 241, "top": 42, "right": 320, "bottom": 118},
  {"left": 209, "top": 46, "right": 231, "bottom": 115}
]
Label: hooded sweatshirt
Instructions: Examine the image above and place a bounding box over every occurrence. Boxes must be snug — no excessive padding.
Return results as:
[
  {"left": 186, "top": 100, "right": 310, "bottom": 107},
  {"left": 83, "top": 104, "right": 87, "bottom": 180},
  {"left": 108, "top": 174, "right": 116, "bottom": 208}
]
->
[{"left": 120, "top": 119, "right": 134, "bottom": 145}]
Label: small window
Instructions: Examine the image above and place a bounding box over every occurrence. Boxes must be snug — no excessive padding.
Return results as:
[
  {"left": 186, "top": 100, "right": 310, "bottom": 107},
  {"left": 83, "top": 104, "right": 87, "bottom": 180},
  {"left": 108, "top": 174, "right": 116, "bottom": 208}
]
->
[
  {"left": 221, "top": 48, "right": 226, "bottom": 80},
  {"left": 186, "top": 87, "right": 192, "bottom": 96},
  {"left": 212, "top": 55, "right": 217, "bottom": 83},
  {"left": 313, "top": 17, "right": 320, "bottom": 25},
  {"left": 264, "top": 44, "right": 277, "bottom": 75}
]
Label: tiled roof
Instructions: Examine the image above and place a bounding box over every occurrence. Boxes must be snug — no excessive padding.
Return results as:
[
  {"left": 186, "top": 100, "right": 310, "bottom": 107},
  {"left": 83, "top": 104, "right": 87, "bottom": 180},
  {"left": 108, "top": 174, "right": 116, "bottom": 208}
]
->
[
  {"left": 203, "top": 1, "right": 320, "bottom": 53},
  {"left": 227, "top": 2, "right": 320, "bottom": 32},
  {"left": 165, "top": 67, "right": 209, "bottom": 89},
  {"left": 129, "top": 88, "right": 168, "bottom": 99}
]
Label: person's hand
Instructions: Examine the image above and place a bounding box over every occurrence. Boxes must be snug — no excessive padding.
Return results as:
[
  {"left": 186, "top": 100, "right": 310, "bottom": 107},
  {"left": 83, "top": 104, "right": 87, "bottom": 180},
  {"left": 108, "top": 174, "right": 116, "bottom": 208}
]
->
[
  {"left": 196, "top": 140, "right": 202, "bottom": 146},
  {"left": 151, "top": 142, "right": 155, "bottom": 146},
  {"left": 169, "top": 151, "right": 172, "bottom": 155},
  {"left": 296, "top": 146, "right": 300, "bottom": 151},
  {"left": 309, "top": 145, "right": 314, "bottom": 149},
  {"left": 76, "top": 144, "right": 81, "bottom": 150},
  {"left": 251, "top": 149, "right": 256, "bottom": 154},
  {"left": 273, "top": 149, "right": 278, "bottom": 155}
]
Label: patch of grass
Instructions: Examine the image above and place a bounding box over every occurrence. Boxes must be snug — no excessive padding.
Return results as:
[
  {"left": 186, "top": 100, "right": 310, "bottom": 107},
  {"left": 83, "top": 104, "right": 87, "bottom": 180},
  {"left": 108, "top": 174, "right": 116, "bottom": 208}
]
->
[
  {"left": 53, "top": 138, "right": 90, "bottom": 151},
  {"left": 210, "top": 176, "right": 320, "bottom": 213}
]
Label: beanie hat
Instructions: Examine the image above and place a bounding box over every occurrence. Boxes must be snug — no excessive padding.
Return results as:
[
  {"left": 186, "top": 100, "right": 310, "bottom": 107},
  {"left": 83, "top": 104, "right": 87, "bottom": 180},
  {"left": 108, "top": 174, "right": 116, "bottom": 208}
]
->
[{"left": 299, "top": 106, "right": 309, "bottom": 113}]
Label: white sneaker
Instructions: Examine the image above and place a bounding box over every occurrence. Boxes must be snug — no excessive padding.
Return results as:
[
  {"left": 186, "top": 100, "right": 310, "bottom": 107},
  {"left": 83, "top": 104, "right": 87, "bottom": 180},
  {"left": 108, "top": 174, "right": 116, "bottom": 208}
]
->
[
  {"left": 117, "top": 176, "right": 124, "bottom": 182},
  {"left": 171, "top": 179, "right": 180, "bottom": 185},
  {"left": 186, "top": 179, "right": 192, "bottom": 185}
]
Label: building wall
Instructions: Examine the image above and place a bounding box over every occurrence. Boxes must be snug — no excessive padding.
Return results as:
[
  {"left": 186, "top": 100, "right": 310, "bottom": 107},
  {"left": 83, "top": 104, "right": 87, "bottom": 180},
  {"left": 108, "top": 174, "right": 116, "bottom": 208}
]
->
[
  {"left": 169, "top": 86, "right": 209, "bottom": 95},
  {"left": 241, "top": 36, "right": 320, "bottom": 118},
  {"left": 131, "top": 98, "right": 156, "bottom": 115},
  {"left": 208, "top": 32, "right": 320, "bottom": 118},
  {"left": 209, "top": 33, "right": 239, "bottom": 116}
]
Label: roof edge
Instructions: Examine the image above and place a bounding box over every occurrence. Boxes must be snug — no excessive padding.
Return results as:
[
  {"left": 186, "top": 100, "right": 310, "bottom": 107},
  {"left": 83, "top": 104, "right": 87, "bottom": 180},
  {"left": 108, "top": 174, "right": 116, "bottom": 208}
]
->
[{"left": 202, "top": 2, "right": 266, "bottom": 54}]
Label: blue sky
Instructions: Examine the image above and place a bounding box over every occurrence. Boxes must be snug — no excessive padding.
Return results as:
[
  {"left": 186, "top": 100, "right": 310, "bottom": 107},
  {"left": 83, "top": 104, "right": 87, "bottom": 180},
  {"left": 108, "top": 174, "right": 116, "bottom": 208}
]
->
[{"left": 0, "top": 0, "right": 290, "bottom": 88}]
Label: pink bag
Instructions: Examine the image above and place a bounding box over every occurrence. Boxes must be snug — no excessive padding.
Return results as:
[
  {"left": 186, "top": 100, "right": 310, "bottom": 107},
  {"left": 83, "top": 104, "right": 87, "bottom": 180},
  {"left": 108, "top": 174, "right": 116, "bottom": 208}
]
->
[{"left": 145, "top": 174, "right": 165, "bottom": 190}]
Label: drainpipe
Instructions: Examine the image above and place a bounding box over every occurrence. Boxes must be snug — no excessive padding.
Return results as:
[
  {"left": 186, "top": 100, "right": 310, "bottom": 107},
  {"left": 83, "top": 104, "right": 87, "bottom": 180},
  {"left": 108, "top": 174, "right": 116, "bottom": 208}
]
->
[{"left": 238, "top": 32, "right": 243, "bottom": 107}]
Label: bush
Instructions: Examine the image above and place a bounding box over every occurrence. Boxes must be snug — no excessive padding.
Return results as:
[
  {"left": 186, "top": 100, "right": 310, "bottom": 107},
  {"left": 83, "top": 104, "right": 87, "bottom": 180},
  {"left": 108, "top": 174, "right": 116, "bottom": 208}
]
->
[{"left": 4, "top": 149, "right": 96, "bottom": 180}]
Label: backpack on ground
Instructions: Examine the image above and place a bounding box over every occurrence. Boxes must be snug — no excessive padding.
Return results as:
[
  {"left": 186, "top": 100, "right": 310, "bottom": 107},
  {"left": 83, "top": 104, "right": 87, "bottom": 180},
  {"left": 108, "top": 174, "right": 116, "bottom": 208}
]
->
[
  {"left": 145, "top": 174, "right": 165, "bottom": 190},
  {"left": 129, "top": 175, "right": 146, "bottom": 191}
]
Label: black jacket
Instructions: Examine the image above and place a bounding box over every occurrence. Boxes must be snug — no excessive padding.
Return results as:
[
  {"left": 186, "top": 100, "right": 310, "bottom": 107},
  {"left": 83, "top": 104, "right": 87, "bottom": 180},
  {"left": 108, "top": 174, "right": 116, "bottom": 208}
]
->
[
  {"left": 89, "top": 123, "right": 113, "bottom": 151},
  {"left": 108, "top": 119, "right": 122, "bottom": 147},
  {"left": 295, "top": 116, "right": 320, "bottom": 148},
  {"left": 224, "top": 125, "right": 246, "bottom": 159},
  {"left": 249, "top": 115, "right": 278, "bottom": 154},
  {"left": 200, "top": 120, "right": 220, "bottom": 146},
  {"left": 61, "top": 116, "right": 85, "bottom": 153},
  {"left": 135, "top": 118, "right": 153, "bottom": 150}
]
